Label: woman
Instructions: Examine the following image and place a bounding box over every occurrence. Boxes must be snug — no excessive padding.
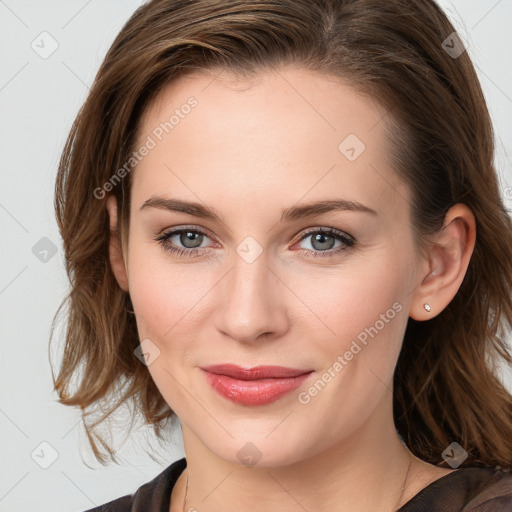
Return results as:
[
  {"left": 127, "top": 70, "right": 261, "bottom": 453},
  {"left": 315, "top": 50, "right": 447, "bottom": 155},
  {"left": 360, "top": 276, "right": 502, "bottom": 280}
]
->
[{"left": 51, "top": 0, "right": 512, "bottom": 510}]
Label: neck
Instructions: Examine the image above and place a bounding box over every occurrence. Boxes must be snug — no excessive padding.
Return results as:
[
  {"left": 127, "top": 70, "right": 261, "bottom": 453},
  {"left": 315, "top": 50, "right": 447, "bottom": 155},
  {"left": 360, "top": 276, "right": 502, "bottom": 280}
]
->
[{"left": 177, "top": 407, "right": 417, "bottom": 512}]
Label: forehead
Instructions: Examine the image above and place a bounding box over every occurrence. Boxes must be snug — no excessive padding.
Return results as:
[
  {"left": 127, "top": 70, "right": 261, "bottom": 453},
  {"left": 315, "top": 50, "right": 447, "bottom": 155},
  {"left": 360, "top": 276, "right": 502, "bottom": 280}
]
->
[
  {"left": 131, "top": 67, "right": 409, "bottom": 221},
  {"left": 141, "top": 67, "right": 389, "bottom": 147}
]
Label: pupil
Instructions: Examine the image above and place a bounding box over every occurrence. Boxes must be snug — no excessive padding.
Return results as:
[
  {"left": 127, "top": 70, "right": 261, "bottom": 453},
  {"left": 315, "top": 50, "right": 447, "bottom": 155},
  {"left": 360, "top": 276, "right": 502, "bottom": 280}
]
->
[
  {"left": 313, "top": 233, "right": 334, "bottom": 250},
  {"left": 182, "top": 231, "right": 202, "bottom": 248}
]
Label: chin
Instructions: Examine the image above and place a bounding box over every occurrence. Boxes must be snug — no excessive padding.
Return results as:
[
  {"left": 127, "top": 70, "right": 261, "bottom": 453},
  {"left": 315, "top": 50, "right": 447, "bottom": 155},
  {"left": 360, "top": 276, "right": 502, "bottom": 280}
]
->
[{"left": 201, "top": 427, "right": 318, "bottom": 469}]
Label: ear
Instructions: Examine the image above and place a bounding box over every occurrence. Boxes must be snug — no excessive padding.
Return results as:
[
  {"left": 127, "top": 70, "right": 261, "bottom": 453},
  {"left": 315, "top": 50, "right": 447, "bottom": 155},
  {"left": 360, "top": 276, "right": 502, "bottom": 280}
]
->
[
  {"left": 409, "top": 203, "right": 476, "bottom": 320},
  {"left": 106, "top": 195, "right": 129, "bottom": 292}
]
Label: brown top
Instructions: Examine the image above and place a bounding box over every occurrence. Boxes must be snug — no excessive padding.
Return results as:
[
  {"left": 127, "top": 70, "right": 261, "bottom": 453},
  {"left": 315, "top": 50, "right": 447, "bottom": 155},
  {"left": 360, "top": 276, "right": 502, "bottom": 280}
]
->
[{"left": 83, "top": 457, "right": 512, "bottom": 512}]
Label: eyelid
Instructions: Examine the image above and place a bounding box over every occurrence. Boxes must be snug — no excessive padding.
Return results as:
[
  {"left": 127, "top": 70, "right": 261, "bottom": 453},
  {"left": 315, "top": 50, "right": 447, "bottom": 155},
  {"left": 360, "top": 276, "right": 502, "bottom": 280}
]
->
[
  {"left": 156, "top": 224, "right": 354, "bottom": 245},
  {"left": 294, "top": 225, "right": 354, "bottom": 244},
  {"left": 156, "top": 224, "right": 218, "bottom": 244},
  {"left": 155, "top": 224, "right": 355, "bottom": 258}
]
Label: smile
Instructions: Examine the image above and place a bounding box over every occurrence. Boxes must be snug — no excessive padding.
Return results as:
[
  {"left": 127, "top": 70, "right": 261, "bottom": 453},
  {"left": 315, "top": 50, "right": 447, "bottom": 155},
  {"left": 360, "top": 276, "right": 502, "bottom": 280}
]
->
[{"left": 200, "top": 364, "right": 315, "bottom": 406}]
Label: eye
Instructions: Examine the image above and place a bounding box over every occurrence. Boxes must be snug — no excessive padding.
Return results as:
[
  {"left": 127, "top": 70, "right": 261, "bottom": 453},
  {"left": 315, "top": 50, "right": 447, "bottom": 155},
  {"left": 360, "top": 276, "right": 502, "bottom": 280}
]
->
[
  {"left": 294, "top": 227, "right": 355, "bottom": 258},
  {"left": 155, "top": 225, "right": 356, "bottom": 259},
  {"left": 154, "top": 225, "right": 215, "bottom": 258}
]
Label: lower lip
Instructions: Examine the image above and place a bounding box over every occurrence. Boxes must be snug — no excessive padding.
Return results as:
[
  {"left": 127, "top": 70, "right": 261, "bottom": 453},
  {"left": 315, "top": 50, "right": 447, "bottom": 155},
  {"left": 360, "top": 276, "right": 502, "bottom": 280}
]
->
[{"left": 202, "top": 370, "right": 313, "bottom": 406}]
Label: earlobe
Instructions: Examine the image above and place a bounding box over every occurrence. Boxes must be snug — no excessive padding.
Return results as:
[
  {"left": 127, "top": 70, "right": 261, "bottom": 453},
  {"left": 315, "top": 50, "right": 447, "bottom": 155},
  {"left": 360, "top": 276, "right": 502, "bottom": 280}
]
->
[
  {"left": 409, "top": 203, "right": 476, "bottom": 320},
  {"left": 106, "top": 195, "right": 129, "bottom": 292}
]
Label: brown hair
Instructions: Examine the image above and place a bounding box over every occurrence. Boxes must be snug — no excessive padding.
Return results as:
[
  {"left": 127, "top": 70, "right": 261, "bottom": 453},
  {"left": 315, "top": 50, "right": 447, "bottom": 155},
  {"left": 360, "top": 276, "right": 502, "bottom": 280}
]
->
[{"left": 51, "top": 0, "right": 512, "bottom": 467}]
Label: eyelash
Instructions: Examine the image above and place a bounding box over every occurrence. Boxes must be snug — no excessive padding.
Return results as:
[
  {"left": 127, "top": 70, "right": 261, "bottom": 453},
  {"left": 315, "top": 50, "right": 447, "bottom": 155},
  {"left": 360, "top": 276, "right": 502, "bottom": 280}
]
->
[{"left": 154, "top": 225, "right": 356, "bottom": 260}]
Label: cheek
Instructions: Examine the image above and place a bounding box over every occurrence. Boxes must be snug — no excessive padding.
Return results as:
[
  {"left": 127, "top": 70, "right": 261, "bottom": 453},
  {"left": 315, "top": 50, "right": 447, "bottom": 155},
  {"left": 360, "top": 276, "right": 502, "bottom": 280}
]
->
[
  {"left": 299, "top": 256, "right": 411, "bottom": 351},
  {"left": 294, "top": 253, "right": 413, "bottom": 417},
  {"left": 126, "top": 248, "right": 212, "bottom": 411},
  {"left": 292, "top": 263, "right": 411, "bottom": 428},
  {"left": 126, "top": 239, "right": 219, "bottom": 346},
  {"left": 128, "top": 266, "right": 200, "bottom": 341}
]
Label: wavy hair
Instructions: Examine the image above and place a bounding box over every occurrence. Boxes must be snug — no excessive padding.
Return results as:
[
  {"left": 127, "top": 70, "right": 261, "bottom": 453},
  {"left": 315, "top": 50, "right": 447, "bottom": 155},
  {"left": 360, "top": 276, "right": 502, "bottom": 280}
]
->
[{"left": 50, "top": 0, "right": 512, "bottom": 467}]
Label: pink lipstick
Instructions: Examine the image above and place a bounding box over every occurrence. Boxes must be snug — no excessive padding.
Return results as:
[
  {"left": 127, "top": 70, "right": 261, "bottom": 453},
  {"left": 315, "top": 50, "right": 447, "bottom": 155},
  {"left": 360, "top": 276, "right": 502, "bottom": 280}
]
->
[{"left": 201, "top": 364, "right": 314, "bottom": 406}]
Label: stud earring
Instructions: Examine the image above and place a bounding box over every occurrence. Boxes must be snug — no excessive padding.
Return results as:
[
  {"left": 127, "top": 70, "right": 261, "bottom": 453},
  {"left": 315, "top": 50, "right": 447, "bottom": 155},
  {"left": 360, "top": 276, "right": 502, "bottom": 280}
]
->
[{"left": 423, "top": 303, "right": 431, "bottom": 312}]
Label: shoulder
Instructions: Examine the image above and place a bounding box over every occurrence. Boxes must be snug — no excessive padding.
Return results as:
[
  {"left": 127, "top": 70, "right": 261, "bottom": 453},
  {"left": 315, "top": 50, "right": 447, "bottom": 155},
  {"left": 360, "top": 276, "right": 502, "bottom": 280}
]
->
[
  {"left": 462, "top": 467, "right": 512, "bottom": 511},
  {"left": 401, "top": 466, "right": 512, "bottom": 512},
  {"left": 83, "top": 493, "right": 133, "bottom": 512},
  {"left": 80, "top": 457, "right": 187, "bottom": 512}
]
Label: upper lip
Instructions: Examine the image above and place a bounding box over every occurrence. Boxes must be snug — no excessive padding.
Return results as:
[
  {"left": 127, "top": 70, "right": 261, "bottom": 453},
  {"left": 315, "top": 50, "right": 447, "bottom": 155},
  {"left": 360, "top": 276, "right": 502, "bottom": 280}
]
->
[{"left": 201, "top": 364, "right": 313, "bottom": 380}]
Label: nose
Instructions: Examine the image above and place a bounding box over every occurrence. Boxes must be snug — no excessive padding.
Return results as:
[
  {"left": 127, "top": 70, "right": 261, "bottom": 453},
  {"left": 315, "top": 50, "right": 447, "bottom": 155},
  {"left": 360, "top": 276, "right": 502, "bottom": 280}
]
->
[{"left": 213, "top": 249, "right": 289, "bottom": 345}]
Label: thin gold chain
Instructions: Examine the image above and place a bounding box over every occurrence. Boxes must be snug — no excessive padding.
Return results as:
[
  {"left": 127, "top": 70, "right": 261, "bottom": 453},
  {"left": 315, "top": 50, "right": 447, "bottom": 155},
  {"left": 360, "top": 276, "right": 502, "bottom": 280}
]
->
[{"left": 182, "top": 447, "right": 412, "bottom": 512}]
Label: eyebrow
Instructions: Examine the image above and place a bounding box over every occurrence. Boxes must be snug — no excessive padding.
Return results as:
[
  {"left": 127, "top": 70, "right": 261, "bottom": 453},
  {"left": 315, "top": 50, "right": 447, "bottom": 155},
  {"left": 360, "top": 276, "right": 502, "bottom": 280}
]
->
[{"left": 139, "top": 196, "right": 377, "bottom": 222}]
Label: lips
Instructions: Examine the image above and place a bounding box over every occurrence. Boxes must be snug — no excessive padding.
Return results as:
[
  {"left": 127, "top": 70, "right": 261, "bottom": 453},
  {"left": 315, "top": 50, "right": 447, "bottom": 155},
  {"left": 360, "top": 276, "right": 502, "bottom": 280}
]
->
[
  {"left": 201, "top": 364, "right": 311, "bottom": 379},
  {"left": 201, "top": 364, "right": 314, "bottom": 406}
]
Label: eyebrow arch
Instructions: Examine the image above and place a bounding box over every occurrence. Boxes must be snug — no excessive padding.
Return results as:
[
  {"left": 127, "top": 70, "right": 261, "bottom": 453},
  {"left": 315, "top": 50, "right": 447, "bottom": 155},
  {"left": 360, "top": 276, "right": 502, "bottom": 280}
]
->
[{"left": 139, "top": 196, "right": 377, "bottom": 222}]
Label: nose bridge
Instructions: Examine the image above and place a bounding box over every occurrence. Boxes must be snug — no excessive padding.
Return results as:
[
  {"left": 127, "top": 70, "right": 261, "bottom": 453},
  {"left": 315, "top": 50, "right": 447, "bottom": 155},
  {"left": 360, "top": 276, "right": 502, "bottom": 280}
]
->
[{"left": 214, "top": 242, "right": 285, "bottom": 342}]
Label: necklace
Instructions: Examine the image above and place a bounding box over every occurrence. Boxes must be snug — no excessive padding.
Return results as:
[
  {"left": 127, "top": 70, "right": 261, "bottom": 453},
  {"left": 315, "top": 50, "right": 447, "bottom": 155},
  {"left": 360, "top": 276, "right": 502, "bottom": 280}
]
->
[
  {"left": 393, "top": 447, "right": 412, "bottom": 511},
  {"left": 182, "top": 448, "right": 412, "bottom": 512}
]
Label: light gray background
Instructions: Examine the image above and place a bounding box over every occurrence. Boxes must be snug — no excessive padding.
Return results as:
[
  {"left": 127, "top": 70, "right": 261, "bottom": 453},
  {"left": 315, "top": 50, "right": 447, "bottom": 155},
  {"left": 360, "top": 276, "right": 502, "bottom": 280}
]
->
[{"left": 1, "top": 1, "right": 511, "bottom": 511}]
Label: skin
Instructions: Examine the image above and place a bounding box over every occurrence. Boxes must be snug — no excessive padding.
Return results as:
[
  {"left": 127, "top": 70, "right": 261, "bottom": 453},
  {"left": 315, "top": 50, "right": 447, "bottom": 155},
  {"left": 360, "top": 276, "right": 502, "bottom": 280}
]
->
[{"left": 107, "top": 67, "right": 476, "bottom": 512}]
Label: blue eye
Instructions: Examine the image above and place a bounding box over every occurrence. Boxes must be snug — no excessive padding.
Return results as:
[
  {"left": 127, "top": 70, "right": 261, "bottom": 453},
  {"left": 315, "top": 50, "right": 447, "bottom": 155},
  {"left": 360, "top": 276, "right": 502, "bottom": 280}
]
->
[
  {"left": 155, "top": 225, "right": 213, "bottom": 258},
  {"left": 154, "top": 225, "right": 355, "bottom": 259},
  {"left": 295, "top": 227, "right": 355, "bottom": 258}
]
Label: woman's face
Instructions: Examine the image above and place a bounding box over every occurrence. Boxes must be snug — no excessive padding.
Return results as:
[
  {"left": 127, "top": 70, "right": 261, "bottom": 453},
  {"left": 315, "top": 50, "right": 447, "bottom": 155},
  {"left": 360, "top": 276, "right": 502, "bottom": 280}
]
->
[{"left": 120, "top": 67, "right": 425, "bottom": 466}]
